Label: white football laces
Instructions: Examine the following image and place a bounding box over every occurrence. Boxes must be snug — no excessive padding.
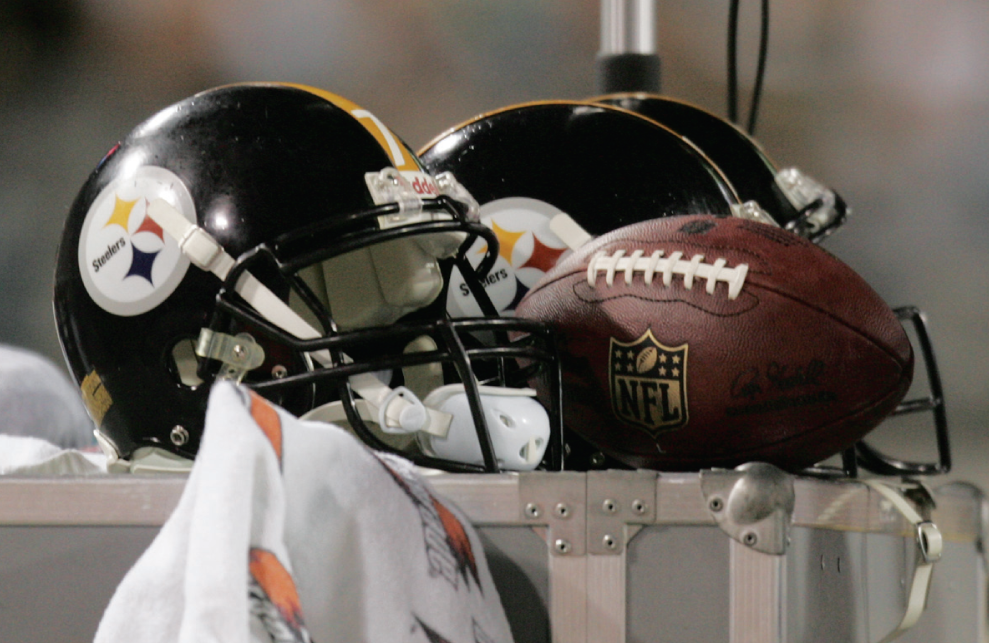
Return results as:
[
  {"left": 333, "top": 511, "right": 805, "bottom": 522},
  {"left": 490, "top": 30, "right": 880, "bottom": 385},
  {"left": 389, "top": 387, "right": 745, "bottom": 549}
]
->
[
  {"left": 586, "top": 249, "right": 749, "bottom": 300},
  {"left": 546, "top": 212, "right": 749, "bottom": 299}
]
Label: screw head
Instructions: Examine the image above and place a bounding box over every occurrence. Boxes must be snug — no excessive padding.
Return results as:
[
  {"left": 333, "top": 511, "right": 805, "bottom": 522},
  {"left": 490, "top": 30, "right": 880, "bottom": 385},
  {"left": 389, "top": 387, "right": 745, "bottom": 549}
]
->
[
  {"left": 554, "top": 539, "right": 572, "bottom": 554},
  {"left": 708, "top": 497, "right": 724, "bottom": 512},
  {"left": 602, "top": 498, "right": 618, "bottom": 514},
  {"left": 603, "top": 534, "right": 618, "bottom": 550},
  {"left": 524, "top": 503, "right": 541, "bottom": 519},
  {"left": 632, "top": 499, "right": 647, "bottom": 514},
  {"left": 170, "top": 425, "right": 190, "bottom": 447},
  {"left": 555, "top": 503, "right": 570, "bottom": 519},
  {"left": 271, "top": 364, "right": 288, "bottom": 379},
  {"left": 743, "top": 532, "right": 758, "bottom": 547}
]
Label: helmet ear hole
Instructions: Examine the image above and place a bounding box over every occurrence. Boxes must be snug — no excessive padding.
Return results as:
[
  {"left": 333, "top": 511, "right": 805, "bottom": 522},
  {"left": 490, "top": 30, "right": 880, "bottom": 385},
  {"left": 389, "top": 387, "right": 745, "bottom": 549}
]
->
[{"left": 168, "top": 338, "right": 204, "bottom": 388}]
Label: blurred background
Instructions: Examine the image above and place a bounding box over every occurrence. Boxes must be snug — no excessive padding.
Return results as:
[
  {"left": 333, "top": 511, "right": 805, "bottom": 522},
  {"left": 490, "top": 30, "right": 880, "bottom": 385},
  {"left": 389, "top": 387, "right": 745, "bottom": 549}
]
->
[{"left": 1, "top": 0, "right": 985, "bottom": 487}]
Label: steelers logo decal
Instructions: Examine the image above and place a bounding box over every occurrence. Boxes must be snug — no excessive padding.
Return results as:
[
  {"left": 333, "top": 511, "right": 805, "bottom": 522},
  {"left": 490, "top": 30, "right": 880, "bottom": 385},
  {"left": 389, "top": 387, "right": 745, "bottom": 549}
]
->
[
  {"left": 446, "top": 197, "right": 572, "bottom": 318},
  {"left": 78, "top": 166, "right": 195, "bottom": 316}
]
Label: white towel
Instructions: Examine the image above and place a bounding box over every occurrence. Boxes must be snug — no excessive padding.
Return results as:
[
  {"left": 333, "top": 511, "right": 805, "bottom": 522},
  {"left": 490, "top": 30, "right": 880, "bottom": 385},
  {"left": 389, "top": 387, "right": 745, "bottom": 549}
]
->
[
  {"left": 0, "top": 344, "right": 95, "bottom": 449},
  {"left": 0, "top": 434, "right": 106, "bottom": 475},
  {"left": 94, "top": 381, "right": 515, "bottom": 643}
]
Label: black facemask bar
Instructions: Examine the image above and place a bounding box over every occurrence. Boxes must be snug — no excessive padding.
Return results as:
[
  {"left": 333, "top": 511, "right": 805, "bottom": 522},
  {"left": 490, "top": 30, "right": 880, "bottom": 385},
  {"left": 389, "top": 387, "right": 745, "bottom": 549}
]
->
[
  {"left": 232, "top": 308, "right": 564, "bottom": 473},
  {"left": 803, "top": 306, "right": 950, "bottom": 479},
  {"left": 270, "top": 193, "right": 497, "bottom": 279},
  {"left": 854, "top": 306, "right": 951, "bottom": 477}
]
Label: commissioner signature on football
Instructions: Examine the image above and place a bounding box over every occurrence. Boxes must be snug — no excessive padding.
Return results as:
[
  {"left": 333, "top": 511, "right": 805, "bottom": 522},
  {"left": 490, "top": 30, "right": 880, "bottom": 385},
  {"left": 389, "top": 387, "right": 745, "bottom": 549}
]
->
[{"left": 730, "top": 358, "right": 827, "bottom": 401}]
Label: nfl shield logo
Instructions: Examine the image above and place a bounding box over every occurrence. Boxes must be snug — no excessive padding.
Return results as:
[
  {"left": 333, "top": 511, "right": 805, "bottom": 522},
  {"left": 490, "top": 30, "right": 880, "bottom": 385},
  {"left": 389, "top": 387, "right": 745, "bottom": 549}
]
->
[{"left": 609, "top": 330, "right": 688, "bottom": 437}]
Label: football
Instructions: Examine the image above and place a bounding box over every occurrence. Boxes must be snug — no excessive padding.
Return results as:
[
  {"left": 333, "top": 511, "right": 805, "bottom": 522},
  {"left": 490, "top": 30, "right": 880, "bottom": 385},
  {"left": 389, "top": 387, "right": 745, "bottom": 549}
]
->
[{"left": 514, "top": 215, "right": 913, "bottom": 471}]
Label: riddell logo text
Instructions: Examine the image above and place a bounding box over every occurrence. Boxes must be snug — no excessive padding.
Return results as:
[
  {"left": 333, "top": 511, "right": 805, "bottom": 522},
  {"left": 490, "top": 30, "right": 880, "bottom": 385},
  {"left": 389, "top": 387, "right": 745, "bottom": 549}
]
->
[{"left": 411, "top": 177, "right": 439, "bottom": 196}]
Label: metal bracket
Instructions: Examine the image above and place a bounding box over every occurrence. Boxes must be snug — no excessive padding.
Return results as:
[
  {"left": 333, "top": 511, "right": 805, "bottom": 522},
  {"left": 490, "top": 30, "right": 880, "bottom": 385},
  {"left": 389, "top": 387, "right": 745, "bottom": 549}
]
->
[
  {"left": 196, "top": 329, "right": 265, "bottom": 383},
  {"left": 520, "top": 472, "right": 588, "bottom": 556},
  {"left": 586, "top": 469, "right": 657, "bottom": 555},
  {"left": 519, "top": 470, "right": 658, "bottom": 557},
  {"left": 700, "top": 462, "right": 795, "bottom": 556},
  {"left": 776, "top": 167, "right": 848, "bottom": 240}
]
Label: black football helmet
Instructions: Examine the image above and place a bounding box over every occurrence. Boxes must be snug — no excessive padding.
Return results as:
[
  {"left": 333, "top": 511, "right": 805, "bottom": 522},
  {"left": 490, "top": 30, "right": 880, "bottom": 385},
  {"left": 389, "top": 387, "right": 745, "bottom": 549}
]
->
[
  {"left": 53, "top": 83, "right": 562, "bottom": 474},
  {"left": 421, "top": 99, "right": 947, "bottom": 476},
  {"left": 419, "top": 100, "right": 744, "bottom": 319},
  {"left": 419, "top": 100, "right": 747, "bottom": 469},
  {"left": 593, "top": 93, "right": 848, "bottom": 242}
]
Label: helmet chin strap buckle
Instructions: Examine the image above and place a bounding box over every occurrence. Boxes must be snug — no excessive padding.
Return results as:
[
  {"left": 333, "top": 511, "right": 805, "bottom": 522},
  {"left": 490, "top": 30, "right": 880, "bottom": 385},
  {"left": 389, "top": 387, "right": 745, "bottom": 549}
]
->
[
  {"left": 349, "top": 371, "right": 453, "bottom": 438},
  {"left": 377, "top": 386, "right": 430, "bottom": 434},
  {"left": 776, "top": 167, "right": 847, "bottom": 239},
  {"left": 195, "top": 329, "right": 265, "bottom": 383}
]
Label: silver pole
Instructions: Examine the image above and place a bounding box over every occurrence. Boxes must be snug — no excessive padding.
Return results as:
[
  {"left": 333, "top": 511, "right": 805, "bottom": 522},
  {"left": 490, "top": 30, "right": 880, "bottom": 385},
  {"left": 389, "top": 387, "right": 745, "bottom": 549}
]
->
[
  {"left": 600, "top": 0, "right": 656, "bottom": 55},
  {"left": 596, "top": 0, "right": 661, "bottom": 93}
]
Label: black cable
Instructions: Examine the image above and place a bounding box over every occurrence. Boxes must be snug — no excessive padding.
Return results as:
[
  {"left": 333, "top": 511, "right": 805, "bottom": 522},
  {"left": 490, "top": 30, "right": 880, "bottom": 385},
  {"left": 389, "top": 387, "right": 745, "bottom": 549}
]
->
[
  {"left": 747, "top": 0, "right": 770, "bottom": 134},
  {"left": 727, "top": 0, "right": 771, "bottom": 133},
  {"left": 727, "top": 0, "right": 740, "bottom": 124}
]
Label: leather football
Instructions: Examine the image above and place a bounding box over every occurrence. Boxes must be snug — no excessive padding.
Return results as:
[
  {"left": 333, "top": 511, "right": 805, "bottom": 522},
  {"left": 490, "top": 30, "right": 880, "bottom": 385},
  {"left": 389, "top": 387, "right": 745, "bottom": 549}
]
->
[{"left": 514, "top": 215, "right": 913, "bottom": 471}]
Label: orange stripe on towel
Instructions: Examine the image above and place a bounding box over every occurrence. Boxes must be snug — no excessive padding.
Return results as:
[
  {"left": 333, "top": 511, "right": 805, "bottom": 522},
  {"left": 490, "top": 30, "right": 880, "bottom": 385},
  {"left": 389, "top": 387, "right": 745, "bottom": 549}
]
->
[{"left": 249, "top": 391, "right": 282, "bottom": 462}]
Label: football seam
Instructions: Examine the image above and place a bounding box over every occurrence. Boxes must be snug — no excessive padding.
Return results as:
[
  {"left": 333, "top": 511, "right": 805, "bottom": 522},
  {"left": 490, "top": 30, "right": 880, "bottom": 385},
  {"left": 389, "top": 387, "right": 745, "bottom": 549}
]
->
[
  {"left": 571, "top": 284, "right": 758, "bottom": 318},
  {"left": 748, "top": 281, "right": 910, "bottom": 367},
  {"left": 525, "top": 267, "right": 907, "bottom": 366},
  {"left": 670, "top": 374, "right": 912, "bottom": 468}
]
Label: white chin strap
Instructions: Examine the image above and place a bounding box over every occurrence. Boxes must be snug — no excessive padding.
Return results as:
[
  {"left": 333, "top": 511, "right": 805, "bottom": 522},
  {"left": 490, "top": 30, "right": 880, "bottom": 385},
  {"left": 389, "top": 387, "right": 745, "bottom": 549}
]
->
[
  {"left": 146, "top": 199, "right": 453, "bottom": 436},
  {"left": 549, "top": 212, "right": 593, "bottom": 251},
  {"left": 302, "top": 383, "right": 550, "bottom": 471},
  {"left": 302, "top": 382, "right": 449, "bottom": 438}
]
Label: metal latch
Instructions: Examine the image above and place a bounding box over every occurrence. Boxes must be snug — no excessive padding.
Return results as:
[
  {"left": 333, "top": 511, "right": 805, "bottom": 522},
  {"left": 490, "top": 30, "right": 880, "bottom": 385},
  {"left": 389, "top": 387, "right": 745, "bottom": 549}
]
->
[{"left": 700, "top": 462, "right": 795, "bottom": 556}]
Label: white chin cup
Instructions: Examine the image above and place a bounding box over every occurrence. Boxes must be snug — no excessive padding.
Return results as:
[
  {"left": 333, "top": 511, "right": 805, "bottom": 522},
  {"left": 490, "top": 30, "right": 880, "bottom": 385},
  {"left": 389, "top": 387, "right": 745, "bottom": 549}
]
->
[{"left": 418, "top": 384, "right": 550, "bottom": 471}]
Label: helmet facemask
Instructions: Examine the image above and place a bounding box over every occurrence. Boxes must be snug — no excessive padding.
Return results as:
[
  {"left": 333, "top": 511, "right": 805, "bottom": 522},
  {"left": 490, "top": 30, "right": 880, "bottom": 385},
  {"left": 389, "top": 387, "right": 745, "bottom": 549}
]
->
[{"left": 170, "top": 174, "right": 562, "bottom": 473}]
